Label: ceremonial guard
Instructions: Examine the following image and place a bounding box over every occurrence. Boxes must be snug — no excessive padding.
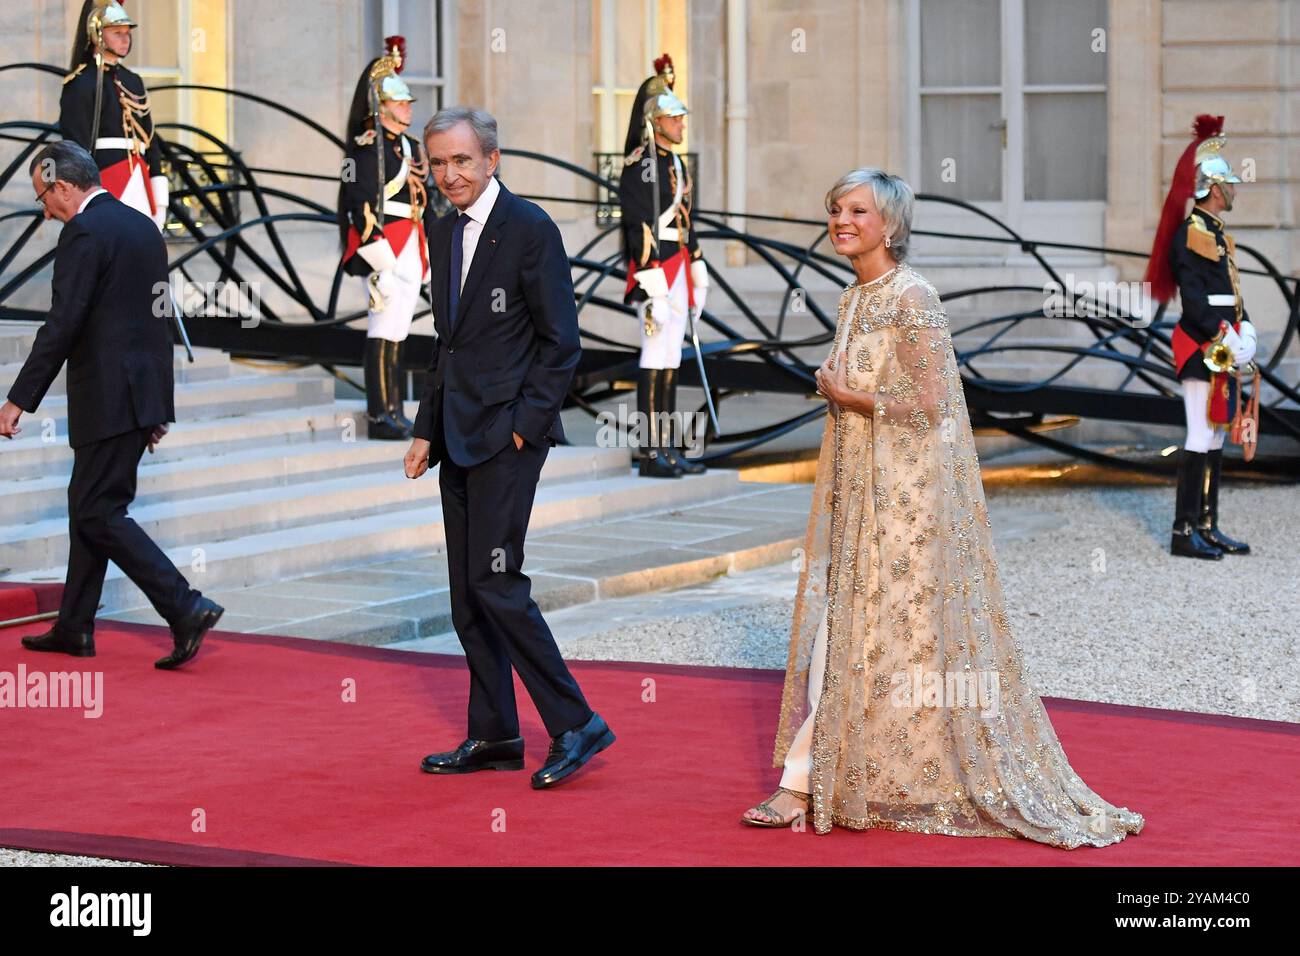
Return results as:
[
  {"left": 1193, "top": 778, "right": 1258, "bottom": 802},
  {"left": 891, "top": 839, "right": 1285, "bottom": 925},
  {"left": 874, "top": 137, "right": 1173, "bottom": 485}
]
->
[
  {"left": 1146, "top": 115, "right": 1256, "bottom": 559},
  {"left": 338, "top": 36, "right": 432, "bottom": 440},
  {"left": 618, "top": 54, "right": 713, "bottom": 477},
  {"left": 59, "top": 1, "right": 168, "bottom": 232}
]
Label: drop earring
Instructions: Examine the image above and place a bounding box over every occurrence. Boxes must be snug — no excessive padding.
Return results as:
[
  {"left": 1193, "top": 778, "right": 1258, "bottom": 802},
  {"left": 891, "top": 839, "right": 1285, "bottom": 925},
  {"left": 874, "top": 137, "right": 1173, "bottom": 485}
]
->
[{"left": 884, "top": 236, "right": 891, "bottom": 248}]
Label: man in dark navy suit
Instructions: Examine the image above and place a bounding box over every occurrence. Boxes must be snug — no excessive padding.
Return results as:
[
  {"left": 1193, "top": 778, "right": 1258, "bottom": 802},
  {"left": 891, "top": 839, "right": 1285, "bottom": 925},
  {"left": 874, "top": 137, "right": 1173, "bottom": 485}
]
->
[
  {"left": 404, "top": 108, "right": 613, "bottom": 789},
  {"left": 0, "top": 141, "right": 223, "bottom": 668}
]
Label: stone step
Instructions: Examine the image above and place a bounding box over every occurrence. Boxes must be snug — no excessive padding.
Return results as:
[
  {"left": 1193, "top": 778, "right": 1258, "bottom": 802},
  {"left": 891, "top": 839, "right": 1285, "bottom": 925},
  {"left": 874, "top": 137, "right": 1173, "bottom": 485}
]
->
[
  {"left": 0, "top": 436, "right": 412, "bottom": 523},
  {"left": 7, "top": 467, "right": 745, "bottom": 613},
  {"left": 108, "top": 481, "right": 816, "bottom": 644},
  {"left": 16, "top": 371, "right": 335, "bottom": 437},
  {"left": 0, "top": 446, "right": 633, "bottom": 574},
  {"left": 0, "top": 346, "right": 231, "bottom": 398},
  {"left": 0, "top": 402, "right": 366, "bottom": 480}
]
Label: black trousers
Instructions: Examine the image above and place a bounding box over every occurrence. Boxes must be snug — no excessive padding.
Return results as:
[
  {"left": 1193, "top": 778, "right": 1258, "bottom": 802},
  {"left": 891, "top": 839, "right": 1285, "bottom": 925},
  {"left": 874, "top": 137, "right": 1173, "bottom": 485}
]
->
[
  {"left": 438, "top": 438, "right": 591, "bottom": 741},
  {"left": 59, "top": 426, "right": 195, "bottom": 633}
]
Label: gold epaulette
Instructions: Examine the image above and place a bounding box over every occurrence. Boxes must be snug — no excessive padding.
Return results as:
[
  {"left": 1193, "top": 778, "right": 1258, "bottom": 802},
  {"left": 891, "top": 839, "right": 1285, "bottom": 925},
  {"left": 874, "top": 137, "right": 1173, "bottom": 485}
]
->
[
  {"left": 63, "top": 63, "right": 86, "bottom": 85},
  {"left": 623, "top": 145, "right": 645, "bottom": 167},
  {"left": 1186, "top": 215, "right": 1222, "bottom": 261}
]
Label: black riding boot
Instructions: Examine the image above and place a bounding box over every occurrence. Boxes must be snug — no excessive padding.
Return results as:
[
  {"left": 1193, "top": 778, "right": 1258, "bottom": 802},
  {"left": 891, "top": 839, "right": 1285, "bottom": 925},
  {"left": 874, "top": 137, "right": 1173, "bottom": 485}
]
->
[
  {"left": 637, "top": 368, "right": 681, "bottom": 478},
  {"left": 1199, "top": 448, "right": 1250, "bottom": 554},
  {"left": 365, "top": 338, "right": 408, "bottom": 441},
  {"left": 1171, "top": 449, "right": 1222, "bottom": 559},
  {"left": 385, "top": 339, "right": 414, "bottom": 435},
  {"left": 658, "top": 367, "right": 705, "bottom": 474}
]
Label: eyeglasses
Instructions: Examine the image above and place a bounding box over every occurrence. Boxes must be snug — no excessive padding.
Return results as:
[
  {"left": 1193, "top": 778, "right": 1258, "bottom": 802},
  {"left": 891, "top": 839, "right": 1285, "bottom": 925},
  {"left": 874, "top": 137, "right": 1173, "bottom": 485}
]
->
[{"left": 35, "top": 183, "right": 55, "bottom": 208}]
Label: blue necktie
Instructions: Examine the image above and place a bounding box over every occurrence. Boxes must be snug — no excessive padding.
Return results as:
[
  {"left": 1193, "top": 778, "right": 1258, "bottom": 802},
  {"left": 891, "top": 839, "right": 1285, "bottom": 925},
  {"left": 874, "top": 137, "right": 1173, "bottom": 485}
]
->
[{"left": 448, "top": 212, "right": 470, "bottom": 330}]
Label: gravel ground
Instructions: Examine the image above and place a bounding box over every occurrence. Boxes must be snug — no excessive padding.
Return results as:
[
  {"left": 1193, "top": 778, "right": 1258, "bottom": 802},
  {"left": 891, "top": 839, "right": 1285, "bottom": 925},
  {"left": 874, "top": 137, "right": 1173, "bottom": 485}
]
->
[
  {"left": 0, "top": 847, "right": 151, "bottom": 867},
  {"left": 559, "top": 477, "right": 1300, "bottom": 723}
]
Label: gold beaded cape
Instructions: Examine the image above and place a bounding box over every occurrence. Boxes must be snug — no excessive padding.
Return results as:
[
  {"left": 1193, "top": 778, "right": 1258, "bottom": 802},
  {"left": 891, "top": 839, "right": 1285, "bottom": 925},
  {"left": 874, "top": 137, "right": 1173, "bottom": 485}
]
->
[{"left": 772, "top": 263, "right": 1144, "bottom": 846}]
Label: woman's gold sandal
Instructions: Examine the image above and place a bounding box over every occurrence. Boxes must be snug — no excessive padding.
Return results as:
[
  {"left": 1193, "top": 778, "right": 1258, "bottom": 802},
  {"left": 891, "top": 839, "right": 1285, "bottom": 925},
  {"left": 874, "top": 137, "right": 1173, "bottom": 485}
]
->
[{"left": 740, "top": 787, "right": 810, "bottom": 828}]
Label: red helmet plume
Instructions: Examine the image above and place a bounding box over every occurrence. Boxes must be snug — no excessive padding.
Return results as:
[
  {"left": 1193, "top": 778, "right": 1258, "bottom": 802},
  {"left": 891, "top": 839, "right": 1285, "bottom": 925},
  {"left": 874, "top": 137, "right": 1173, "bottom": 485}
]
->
[
  {"left": 384, "top": 34, "right": 407, "bottom": 73},
  {"left": 1144, "top": 114, "right": 1225, "bottom": 303},
  {"left": 653, "top": 52, "right": 675, "bottom": 86}
]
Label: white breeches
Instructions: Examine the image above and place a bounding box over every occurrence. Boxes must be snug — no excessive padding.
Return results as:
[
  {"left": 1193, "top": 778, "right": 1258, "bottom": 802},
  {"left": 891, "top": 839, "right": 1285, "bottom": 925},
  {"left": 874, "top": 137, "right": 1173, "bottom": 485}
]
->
[
  {"left": 1182, "top": 378, "right": 1227, "bottom": 453},
  {"left": 637, "top": 265, "right": 690, "bottom": 370},
  {"left": 778, "top": 606, "right": 830, "bottom": 793},
  {"left": 366, "top": 236, "right": 427, "bottom": 342}
]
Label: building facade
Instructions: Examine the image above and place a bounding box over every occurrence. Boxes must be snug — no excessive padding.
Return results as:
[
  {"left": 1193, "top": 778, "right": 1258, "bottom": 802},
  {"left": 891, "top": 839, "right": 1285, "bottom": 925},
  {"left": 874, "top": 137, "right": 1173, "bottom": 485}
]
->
[{"left": 1, "top": 0, "right": 1296, "bottom": 337}]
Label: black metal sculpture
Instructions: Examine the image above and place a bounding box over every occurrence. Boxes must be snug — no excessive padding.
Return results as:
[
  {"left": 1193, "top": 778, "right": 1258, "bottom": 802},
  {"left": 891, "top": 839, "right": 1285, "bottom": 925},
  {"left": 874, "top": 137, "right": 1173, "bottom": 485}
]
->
[{"left": 2, "top": 63, "right": 1298, "bottom": 473}]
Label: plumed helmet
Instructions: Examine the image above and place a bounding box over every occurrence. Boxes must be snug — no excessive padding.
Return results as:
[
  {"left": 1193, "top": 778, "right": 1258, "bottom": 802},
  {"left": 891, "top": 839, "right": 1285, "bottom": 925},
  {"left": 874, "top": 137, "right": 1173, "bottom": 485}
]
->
[
  {"left": 373, "top": 35, "right": 415, "bottom": 103},
  {"left": 89, "top": 1, "right": 137, "bottom": 36},
  {"left": 1193, "top": 135, "right": 1242, "bottom": 200}
]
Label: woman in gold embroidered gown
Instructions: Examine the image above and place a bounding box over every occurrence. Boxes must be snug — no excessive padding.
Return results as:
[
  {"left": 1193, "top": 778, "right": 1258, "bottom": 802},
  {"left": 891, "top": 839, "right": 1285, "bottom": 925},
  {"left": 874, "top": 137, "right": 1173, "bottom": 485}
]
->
[{"left": 740, "top": 169, "right": 1144, "bottom": 848}]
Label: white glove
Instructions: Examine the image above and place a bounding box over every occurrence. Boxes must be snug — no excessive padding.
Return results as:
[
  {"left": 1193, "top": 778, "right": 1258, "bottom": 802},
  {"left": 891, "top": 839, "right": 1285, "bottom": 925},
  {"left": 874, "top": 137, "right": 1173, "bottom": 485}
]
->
[
  {"left": 357, "top": 238, "right": 398, "bottom": 272},
  {"left": 634, "top": 265, "right": 669, "bottom": 299},
  {"left": 689, "top": 259, "right": 710, "bottom": 316},
  {"left": 1234, "top": 320, "right": 1257, "bottom": 367},
  {"left": 150, "top": 175, "right": 169, "bottom": 231},
  {"left": 1218, "top": 321, "right": 1246, "bottom": 365}
]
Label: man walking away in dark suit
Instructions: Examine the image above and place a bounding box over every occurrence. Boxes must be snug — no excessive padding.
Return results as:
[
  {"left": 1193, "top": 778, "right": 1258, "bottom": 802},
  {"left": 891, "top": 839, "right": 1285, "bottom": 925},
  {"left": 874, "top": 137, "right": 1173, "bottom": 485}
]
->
[
  {"left": 0, "top": 141, "right": 224, "bottom": 668},
  {"left": 403, "top": 107, "right": 613, "bottom": 789}
]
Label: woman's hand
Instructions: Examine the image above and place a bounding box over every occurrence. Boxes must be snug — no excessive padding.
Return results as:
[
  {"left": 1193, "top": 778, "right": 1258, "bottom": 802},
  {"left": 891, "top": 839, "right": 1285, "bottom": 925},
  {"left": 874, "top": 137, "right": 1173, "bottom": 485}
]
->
[{"left": 815, "top": 350, "right": 875, "bottom": 417}]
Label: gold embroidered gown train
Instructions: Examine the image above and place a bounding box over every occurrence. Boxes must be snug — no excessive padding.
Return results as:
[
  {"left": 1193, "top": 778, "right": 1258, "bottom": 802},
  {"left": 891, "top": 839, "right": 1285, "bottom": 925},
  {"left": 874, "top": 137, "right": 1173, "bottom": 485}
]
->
[{"left": 772, "top": 263, "right": 1144, "bottom": 847}]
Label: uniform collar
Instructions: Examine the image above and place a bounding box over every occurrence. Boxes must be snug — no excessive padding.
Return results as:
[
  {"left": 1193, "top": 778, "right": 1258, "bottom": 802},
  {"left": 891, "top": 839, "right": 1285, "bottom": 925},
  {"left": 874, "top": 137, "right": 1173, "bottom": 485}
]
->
[{"left": 1192, "top": 205, "right": 1224, "bottom": 229}]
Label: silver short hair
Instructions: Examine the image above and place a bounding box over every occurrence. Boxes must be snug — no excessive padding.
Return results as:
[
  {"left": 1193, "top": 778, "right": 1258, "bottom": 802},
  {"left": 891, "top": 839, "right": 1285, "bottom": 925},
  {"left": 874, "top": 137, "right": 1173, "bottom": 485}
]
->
[
  {"left": 424, "top": 107, "right": 499, "bottom": 156},
  {"left": 824, "top": 168, "right": 914, "bottom": 262}
]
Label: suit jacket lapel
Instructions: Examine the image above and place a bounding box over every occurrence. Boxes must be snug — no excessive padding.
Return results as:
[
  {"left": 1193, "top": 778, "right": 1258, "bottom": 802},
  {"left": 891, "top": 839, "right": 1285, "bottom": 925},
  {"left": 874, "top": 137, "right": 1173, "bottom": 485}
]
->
[
  {"left": 429, "top": 213, "right": 453, "bottom": 339},
  {"left": 453, "top": 183, "right": 512, "bottom": 333}
]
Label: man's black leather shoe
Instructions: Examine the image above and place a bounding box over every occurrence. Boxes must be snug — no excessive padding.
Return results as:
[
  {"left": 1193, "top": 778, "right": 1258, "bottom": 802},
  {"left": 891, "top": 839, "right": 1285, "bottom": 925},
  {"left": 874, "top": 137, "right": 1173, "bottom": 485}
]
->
[
  {"left": 155, "top": 596, "right": 224, "bottom": 670},
  {"left": 21, "top": 625, "right": 95, "bottom": 658},
  {"left": 421, "top": 737, "right": 525, "bottom": 774},
  {"left": 531, "top": 712, "right": 615, "bottom": 789}
]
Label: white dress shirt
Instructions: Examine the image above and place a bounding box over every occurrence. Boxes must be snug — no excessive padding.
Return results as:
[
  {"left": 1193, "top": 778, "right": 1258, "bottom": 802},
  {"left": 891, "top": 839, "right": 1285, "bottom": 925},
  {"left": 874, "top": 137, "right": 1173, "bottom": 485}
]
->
[
  {"left": 76, "top": 187, "right": 108, "bottom": 216},
  {"left": 455, "top": 175, "right": 501, "bottom": 294}
]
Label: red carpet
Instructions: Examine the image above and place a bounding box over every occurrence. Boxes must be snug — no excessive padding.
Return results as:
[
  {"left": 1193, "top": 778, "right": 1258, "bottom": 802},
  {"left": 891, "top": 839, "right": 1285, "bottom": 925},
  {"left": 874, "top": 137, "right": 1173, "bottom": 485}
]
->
[
  {"left": 1, "top": 619, "right": 1296, "bottom": 866},
  {"left": 0, "top": 583, "right": 63, "bottom": 625}
]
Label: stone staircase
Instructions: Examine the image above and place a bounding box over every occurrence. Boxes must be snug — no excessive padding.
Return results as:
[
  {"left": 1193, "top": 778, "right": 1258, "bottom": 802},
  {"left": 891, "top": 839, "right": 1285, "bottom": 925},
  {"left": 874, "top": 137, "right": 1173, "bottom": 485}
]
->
[{"left": 0, "top": 323, "right": 749, "bottom": 624}]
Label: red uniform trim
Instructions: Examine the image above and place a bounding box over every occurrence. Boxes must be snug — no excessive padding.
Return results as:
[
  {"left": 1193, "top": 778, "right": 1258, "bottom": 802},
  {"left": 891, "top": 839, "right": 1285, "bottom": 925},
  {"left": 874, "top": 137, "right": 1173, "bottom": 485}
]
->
[
  {"left": 625, "top": 246, "right": 695, "bottom": 306},
  {"left": 344, "top": 218, "right": 427, "bottom": 276},
  {"left": 99, "top": 154, "right": 156, "bottom": 215},
  {"left": 1171, "top": 316, "right": 1240, "bottom": 377}
]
